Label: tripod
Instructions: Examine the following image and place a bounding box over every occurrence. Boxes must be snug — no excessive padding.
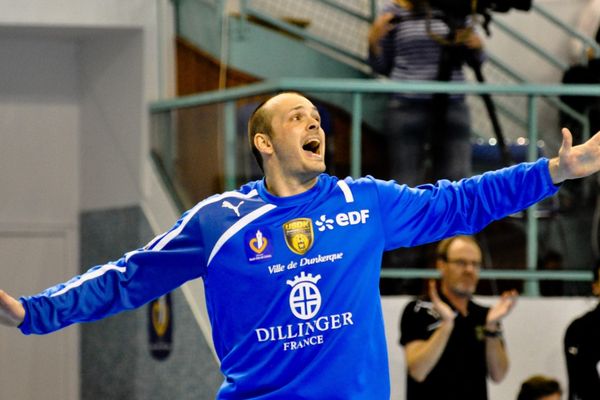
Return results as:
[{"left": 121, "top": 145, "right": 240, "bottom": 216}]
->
[{"left": 429, "top": 21, "right": 512, "bottom": 170}]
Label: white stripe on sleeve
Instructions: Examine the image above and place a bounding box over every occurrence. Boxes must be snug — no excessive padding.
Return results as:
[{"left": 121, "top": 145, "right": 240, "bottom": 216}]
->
[
  {"left": 50, "top": 264, "right": 127, "bottom": 298},
  {"left": 207, "top": 204, "right": 276, "bottom": 266}
]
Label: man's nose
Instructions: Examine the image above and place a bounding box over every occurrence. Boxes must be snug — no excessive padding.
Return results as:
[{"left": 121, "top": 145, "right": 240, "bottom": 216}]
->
[{"left": 464, "top": 263, "right": 479, "bottom": 273}]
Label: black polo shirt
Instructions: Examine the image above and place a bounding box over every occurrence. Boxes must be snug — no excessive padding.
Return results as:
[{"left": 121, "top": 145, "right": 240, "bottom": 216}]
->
[
  {"left": 564, "top": 303, "right": 600, "bottom": 400},
  {"left": 400, "top": 294, "right": 490, "bottom": 400}
]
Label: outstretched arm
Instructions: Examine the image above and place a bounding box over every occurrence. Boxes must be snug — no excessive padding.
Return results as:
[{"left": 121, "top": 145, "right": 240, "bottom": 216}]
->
[
  {"left": 549, "top": 128, "right": 600, "bottom": 184},
  {"left": 0, "top": 290, "right": 25, "bottom": 327},
  {"left": 11, "top": 207, "right": 207, "bottom": 335}
]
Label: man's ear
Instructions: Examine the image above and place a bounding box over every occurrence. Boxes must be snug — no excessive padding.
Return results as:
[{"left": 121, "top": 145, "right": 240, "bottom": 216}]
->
[
  {"left": 435, "top": 258, "right": 445, "bottom": 273},
  {"left": 593, "top": 281, "right": 600, "bottom": 296},
  {"left": 254, "top": 133, "right": 273, "bottom": 156}
]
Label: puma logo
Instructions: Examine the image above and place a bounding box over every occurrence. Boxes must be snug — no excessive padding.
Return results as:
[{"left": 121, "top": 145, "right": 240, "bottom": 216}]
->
[{"left": 222, "top": 200, "right": 244, "bottom": 217}]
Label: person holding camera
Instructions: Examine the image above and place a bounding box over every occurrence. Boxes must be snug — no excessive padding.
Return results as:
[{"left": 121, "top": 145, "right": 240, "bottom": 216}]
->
[
  {"left": 368, "top": 0, "right": 484, "bottom": 188},
  {"left": 570, "top": 0, "right": 600, "bottom": 64}
]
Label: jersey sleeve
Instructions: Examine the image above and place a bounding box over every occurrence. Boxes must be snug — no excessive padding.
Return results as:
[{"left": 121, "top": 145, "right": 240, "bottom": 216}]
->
[
  {"left": 18, "top": 208, "right": 207, "bottom": 335},
  {"left": 375, "top": 159, "right": 559, "bottom": 250}
]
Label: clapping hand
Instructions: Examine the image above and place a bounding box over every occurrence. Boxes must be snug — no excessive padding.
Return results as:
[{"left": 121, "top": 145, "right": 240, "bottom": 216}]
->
[
  {"left": 428, "top": 280, "right": 456, "bottom": 323},
  {"left": 486, "top": 289, "right": 518, "bottom": 328}
]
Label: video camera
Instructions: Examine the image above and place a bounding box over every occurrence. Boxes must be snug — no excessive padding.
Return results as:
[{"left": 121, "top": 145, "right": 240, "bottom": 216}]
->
[{"left": 430, "top": 0, "right": 532, "bottom": 18}]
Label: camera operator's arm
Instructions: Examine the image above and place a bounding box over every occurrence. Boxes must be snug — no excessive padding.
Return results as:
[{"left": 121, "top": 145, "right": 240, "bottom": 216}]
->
[
  {"left": 456, "top": 25, "right": 486, "bottom": 68},
  {"left": 368, "top": 12, "right": 396, "bottom": 56}
]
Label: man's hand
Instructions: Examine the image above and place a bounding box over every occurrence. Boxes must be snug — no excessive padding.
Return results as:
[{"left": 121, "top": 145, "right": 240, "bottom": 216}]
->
[
  {"left": 550, "top": 128, "right": 600, "bottom": 184},
  {"left": 484, "top": 290, "right": 517, "bottom": 382},
  {"left": 428, "top": 280, "right": 456, "bottom": 324},
  {"left": 486, "top": 289, "right": 518, "bottom": 329},
  {"left": 0, "top": 290, "right": 25, "bottom": 327}
]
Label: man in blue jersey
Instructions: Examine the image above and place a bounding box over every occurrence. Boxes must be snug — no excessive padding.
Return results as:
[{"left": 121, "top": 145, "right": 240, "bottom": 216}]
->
[{"left": 1, "top": 92, "right": 600, "bottom": 399}]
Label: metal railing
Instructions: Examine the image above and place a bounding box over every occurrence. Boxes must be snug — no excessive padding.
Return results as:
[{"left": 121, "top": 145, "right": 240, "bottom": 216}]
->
[{"left": 149, "top": 78, "right": 599, "bottom": 294}]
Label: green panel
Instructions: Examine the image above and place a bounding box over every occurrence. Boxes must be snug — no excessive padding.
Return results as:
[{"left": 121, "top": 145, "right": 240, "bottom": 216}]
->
[
  {"left": 228, "top": 17, "right": 366, "bottom": 80},
  {"left": 176, "top": 0, "right": 223, "bottom": 58}
]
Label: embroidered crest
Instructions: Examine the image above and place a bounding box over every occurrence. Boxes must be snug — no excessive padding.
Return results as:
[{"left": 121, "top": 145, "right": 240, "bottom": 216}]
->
[{"left": 282, "top": 218, "right": 314, "bottom": 255}]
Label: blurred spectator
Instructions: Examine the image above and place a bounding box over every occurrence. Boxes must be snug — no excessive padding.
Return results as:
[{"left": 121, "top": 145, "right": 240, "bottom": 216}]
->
[
  {"left": 563, "top": 260, "right": 600, "bottom": 400},
  {"left": 399, "top": 235, "right": 517, "bottom": 400},
  {"left": 570, "top": 0, "right": 600, "bottom": 64},
  {"left": 516, "top": 375, "right": 562, "bottom": 400}
]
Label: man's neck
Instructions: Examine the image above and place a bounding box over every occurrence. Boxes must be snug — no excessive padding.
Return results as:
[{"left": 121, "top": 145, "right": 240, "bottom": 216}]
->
[{"left": 264, "top": 173, "right": 319, "bottom": 197}]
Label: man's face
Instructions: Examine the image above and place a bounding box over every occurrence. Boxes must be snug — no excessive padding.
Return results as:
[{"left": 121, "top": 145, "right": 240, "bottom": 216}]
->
[
  {"left": 262, "top": 93, "right": 326, "bottom": 180},
  {"left": 439, "top": 238, "right": 482, "bottom": 298}
]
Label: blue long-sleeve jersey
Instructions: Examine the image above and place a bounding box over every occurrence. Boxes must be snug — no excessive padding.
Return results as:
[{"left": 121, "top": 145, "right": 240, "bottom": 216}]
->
[{"left": 19, "top": 159, "right": 558, "bottom": 399}]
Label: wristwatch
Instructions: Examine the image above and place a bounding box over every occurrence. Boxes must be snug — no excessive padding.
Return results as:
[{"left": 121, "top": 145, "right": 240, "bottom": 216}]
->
[{"left": 483, "top": 323, "right": 503, "bottom": 338}]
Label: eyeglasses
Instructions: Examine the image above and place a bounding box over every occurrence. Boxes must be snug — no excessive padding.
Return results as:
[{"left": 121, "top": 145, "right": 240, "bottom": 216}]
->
[{"left": 445, "top": 258, "right": 482, "bottom": 270}]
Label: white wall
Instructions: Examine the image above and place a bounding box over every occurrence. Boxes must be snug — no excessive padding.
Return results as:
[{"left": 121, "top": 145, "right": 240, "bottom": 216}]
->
[
  {"left": 0, "top": 36, "right": 81, "bottom": 400},
  {"left": 0, "top": 0, "right": 174, "bottom": 211},
  {"left": 383, "top": 295, "right": 598, "bottom": 400},
  {"left": 0, "top": 1, "right": 175, "bottom": 399},
  {"left": 79, "top": 30, "right": 145, "bottom": 210},
  {"left": 0, "top": 230, "right": 79, "bottom": 400},
  {"left": 0, "top": 36, "right": 79, "bottom": 224}
]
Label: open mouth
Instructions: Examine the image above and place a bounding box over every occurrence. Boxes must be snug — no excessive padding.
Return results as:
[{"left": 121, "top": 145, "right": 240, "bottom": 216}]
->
[{"left": 302, "top": 138, "right": 321, "bottom": 156}]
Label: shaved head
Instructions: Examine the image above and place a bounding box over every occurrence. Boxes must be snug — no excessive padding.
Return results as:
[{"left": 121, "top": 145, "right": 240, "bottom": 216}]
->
[{"left": 247, "top": 92, "right": 307, "bottom": 172}]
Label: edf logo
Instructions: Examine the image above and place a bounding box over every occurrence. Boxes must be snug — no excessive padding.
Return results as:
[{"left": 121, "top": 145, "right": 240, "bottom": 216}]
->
[{"left": 315, "top": 209, "right": 370, "bottom": 232}]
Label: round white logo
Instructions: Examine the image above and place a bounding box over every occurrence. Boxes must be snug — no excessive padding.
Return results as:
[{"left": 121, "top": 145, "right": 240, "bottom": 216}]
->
[{"left": 286, "top": 272, "right": 322, "bottom": 320}]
